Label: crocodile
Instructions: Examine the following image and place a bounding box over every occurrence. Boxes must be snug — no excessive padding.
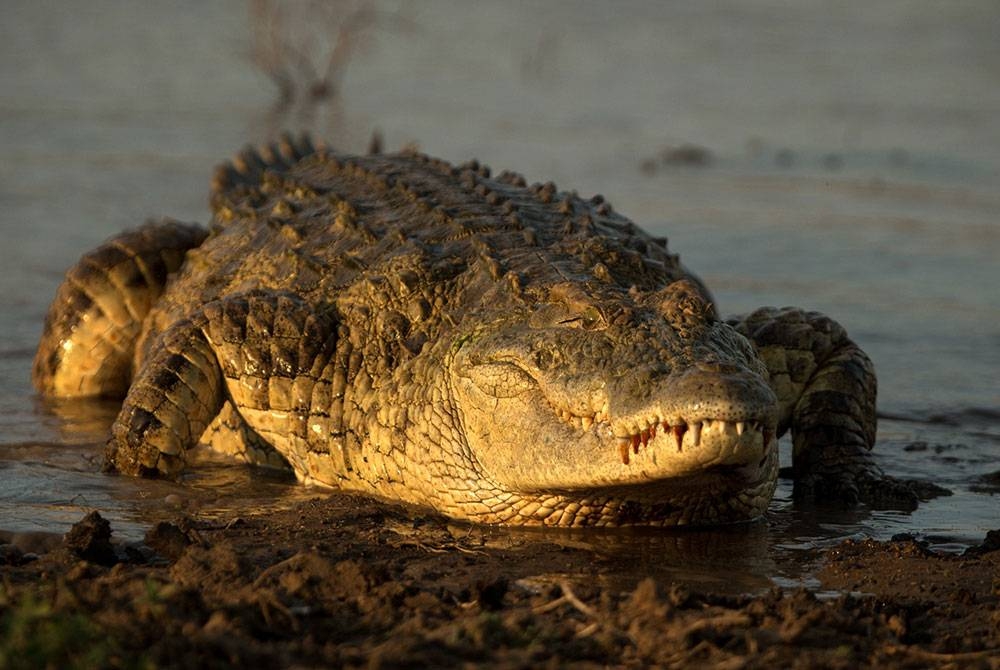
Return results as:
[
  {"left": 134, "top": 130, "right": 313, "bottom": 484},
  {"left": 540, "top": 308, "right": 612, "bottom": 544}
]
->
[{"left": 33, "top": 135, "right": 902, "bottom": 527}]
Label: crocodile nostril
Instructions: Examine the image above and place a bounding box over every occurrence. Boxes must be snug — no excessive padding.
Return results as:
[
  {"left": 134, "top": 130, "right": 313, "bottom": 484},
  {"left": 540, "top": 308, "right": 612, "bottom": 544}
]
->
[
  {"left": 534, "top": 349, "right": 555, "bottom": 370},
  {"left": 652, "top": 279, "right": 715, "bottom": 334}
]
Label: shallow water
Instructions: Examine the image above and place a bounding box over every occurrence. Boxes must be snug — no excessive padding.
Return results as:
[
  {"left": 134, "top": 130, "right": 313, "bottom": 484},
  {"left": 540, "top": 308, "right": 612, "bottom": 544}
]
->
[{"left": 1, "top": 1, "right": 997, "bottom": 590}]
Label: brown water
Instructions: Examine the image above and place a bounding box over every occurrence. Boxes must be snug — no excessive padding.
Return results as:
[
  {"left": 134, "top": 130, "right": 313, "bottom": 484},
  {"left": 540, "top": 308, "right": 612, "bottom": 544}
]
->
[{"left": 1, "top": 1, "right": 997, "bottom": 589}]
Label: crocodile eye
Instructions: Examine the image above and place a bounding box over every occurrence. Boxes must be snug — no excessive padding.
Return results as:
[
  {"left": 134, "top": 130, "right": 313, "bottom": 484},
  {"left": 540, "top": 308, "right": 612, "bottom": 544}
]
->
[
  {"left": 558, "top": 306, "right": 605, "bottom": 331},
  {"left": 466, "top": 362, "right": 537, "bottom": 398},
  {"left": 581, "top": 306, "right": 604, "bottom": 329}
]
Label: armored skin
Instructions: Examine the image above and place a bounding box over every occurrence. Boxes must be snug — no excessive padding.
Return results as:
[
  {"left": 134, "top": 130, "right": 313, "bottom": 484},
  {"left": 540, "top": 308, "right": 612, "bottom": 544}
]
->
[{"left": 34, "top": 136, "right": 891, "bottom": 527}]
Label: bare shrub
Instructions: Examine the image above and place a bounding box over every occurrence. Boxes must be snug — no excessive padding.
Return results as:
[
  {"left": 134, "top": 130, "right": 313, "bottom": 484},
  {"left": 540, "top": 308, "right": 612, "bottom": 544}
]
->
[{"left": 247, "top": 0, "right": 379, "bottom": 131}]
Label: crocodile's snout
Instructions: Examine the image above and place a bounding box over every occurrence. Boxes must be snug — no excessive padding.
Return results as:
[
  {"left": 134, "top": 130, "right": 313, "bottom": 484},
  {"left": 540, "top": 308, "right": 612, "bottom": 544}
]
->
[{"left": 607, "top": 366, "right": 777, "bottom": 465}]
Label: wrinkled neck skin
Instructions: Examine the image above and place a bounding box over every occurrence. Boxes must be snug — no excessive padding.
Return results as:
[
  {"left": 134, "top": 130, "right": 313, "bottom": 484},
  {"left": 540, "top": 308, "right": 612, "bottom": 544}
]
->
[{"left": 432, "top": 276, "right": 781, "bottom": 527}]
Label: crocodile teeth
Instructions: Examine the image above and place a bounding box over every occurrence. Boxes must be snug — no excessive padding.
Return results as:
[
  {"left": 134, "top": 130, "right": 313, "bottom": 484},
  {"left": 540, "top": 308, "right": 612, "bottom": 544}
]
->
[
  {"left": 618, "top": 438, "right": 631, "bottom": 465},
  {"left": 691, "top": 421, "right": 702, "bottom": 446},
  {"left": 671, "top": 424, "right": 687, "bottom": 452},
  {"left": 549, "top": 400, "right": 610, "bottom": 432},
  {"left": 615, "top": 414, "right": 773, "bottom": 466}
]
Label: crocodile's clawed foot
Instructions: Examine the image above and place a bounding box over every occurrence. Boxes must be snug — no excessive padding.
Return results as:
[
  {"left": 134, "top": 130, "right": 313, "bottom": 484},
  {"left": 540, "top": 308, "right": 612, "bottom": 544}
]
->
[
  {"left": 793, "top": 466, "right": 951, "bottom": 511},
  {"left": 792, "top": 470, "right": 864, "bottom": 506},
  {"left": 103, "top": 437, "right": 183, "bottom": 479},
  {"left": 855, "top": 473, "right": 951, "bottom": 510}
]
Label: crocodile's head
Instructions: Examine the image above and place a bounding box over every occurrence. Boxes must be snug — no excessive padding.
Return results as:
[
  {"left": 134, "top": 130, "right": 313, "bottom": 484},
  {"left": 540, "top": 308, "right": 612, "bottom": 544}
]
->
[{"left": 450, "top": 279, "right": 779, "bottom": 526}]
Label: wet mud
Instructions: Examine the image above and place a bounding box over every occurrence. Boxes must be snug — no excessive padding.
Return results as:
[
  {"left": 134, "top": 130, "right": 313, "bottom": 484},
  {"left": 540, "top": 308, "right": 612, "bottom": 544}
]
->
[{"left": 2, "top": 495, "right": 997, "bottom": 669}]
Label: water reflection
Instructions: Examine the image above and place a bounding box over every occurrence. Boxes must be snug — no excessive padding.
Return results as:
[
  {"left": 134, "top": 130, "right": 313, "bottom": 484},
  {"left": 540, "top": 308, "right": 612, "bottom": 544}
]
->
[
  {"left": 33, "top": 395, "right": 121, "bottom": 447},
  {"left": 486, "top": 520, "right": 780, "bottom": 594},
  {"left": 4, "top": 396, "right": 314, "bottom": 542}
]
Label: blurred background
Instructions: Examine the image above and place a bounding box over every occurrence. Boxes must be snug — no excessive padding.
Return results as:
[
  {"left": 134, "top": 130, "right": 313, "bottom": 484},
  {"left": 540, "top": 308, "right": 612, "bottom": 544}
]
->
[{"left": 0, "top": 1, "right": 997, "bottom": 551}]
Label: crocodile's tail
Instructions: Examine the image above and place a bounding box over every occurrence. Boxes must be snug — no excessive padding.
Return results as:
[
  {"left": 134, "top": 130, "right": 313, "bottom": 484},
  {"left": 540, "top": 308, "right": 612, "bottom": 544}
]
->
[
  {"left": 209, "top": 133, "right": 323, "bottom": 218},
  {"left": 33, "top": 220, "right": 208, "bottom": 398}
]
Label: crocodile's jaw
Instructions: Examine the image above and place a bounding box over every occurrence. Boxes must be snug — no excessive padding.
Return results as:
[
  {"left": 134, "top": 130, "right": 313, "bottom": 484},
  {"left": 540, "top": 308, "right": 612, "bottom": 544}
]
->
[
  {"left": 454, "top": 394, "right": 779, "bottom": 526},
  {"left": 450, "top": 321, "right": 781, "bottom": 526},
  {"left": 529, "top": 446, "right": 780, "bottom": 527}
]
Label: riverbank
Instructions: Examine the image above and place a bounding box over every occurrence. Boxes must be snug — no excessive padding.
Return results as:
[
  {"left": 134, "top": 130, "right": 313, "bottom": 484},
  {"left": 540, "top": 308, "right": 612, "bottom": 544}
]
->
[{"left": 2, "top": 494, "right": 997, "bottom": 669}]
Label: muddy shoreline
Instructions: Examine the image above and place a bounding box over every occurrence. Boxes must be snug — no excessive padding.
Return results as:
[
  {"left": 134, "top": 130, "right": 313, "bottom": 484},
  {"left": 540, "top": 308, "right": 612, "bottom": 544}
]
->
[{"left": 1, "top": 494, "right": 997, "bottom": 669}]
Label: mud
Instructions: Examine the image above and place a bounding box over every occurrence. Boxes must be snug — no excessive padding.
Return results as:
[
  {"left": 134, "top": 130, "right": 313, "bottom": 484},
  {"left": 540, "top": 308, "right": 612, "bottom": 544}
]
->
[{"left": 1, "top": 495, "right": 997, "bottom": 669}]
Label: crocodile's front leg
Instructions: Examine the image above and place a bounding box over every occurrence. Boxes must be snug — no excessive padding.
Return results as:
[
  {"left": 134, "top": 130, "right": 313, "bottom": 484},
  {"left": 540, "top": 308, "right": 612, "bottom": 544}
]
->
[
  {"left": 105, "top": 291, "right": 342, "bottom": 481},
  {"left": 105, "top": 311, "right": 224, "bottom": 476},
  {"left": 728, "top": 307, "right": 915, "bottom": 506}
]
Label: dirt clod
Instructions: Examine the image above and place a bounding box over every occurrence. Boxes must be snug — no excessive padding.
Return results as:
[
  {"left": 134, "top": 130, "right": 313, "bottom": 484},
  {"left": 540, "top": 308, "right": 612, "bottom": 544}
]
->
[
  {"left": 144, "top": 521, "right": 194, "bottom": 561},
  {"left": 62, "top": 510, "right": 116, "bottom": 565},
  {"left": 964, "top": 529, "right": 1000, "bottom": 556},
  {"left": 0, "top": 542, "right": 26, "bottom": 566}
]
